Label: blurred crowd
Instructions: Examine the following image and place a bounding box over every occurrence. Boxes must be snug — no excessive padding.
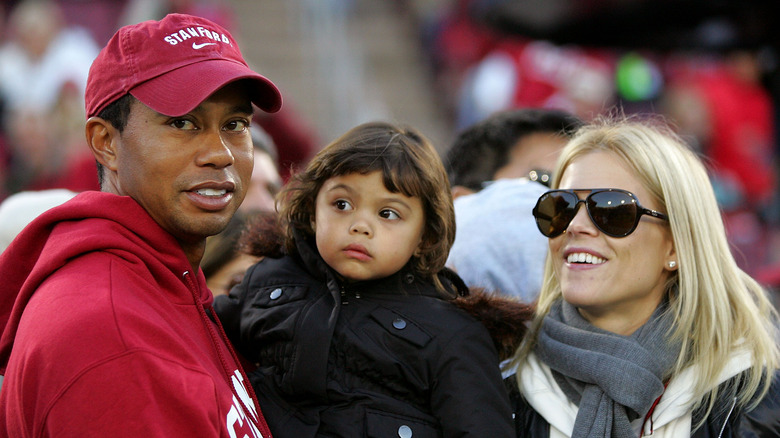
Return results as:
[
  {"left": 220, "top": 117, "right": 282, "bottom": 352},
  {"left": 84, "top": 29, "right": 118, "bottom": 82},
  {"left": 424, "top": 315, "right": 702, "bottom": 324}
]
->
[
  {"left": 0, "top": 0, "right": 318, "bottom": 202},
  {"left": 2, "top": 0, "right": 780, "bottom": 289},
  {"left": 409, "top": 0, "right": 780, "bottom": 289}
]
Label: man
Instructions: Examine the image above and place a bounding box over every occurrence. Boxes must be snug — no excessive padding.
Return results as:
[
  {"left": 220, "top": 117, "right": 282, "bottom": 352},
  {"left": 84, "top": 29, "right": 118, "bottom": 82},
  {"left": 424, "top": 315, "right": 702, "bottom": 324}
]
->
[
  {"left": 240, "top": 126, "right": 283, "bottom": 214},
  {"left": 444, "top": 108, "right": 582, "bottom": 301},
  {"left": 0, "top": 14, "right": 281, "bottom": 437},
  {"left": 445, "top": 108, "right": 582, "bottom": 198}
]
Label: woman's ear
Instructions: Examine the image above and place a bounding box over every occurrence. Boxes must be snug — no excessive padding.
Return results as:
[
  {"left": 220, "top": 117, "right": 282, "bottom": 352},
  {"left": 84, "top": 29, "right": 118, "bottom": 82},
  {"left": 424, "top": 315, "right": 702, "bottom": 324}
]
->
[
  {"left": 85, "top": 117, "right": 119, "bottom": 171},
  {"left": 664, "top": 242, "right": 677, "bottom": 272}
]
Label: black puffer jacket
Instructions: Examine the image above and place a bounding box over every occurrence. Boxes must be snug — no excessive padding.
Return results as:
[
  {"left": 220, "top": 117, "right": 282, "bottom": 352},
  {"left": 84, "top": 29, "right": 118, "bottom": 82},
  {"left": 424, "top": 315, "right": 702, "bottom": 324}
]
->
[
  {"left": 214, "top": 233, "right": 516, "bottom": 438},
  {"left": 508, "top": 368, "right": 780, "bottom": 437}
]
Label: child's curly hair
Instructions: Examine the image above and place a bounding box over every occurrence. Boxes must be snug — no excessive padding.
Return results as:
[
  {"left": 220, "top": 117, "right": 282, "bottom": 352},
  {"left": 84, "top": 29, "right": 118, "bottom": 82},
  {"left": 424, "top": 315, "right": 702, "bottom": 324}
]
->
[{"left": 277, "top": 121, "right": 455, "bottom": 292}]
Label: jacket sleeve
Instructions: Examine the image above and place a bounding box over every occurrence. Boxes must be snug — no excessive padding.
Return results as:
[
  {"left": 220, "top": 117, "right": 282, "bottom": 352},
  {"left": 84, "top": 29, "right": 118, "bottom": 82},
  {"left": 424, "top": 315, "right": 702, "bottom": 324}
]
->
[
  {"left": 213, "top": 262, "right": 258, "bottom": 353},
  {"left": 429, "top": 319, "right": 515, "bottom": 437}
]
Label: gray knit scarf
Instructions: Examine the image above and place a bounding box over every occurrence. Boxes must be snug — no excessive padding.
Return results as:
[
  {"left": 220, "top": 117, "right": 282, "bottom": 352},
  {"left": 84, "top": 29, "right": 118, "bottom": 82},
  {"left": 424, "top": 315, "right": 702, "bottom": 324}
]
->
[{"left": 536, "top": 300, "right": 681, "bottom": 438}]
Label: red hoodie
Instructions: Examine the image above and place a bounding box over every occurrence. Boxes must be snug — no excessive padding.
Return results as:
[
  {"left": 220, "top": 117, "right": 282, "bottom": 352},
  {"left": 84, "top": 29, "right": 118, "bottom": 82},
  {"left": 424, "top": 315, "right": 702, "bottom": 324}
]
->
[{"left": 0, "top": 191, "right": 272, "bottom": 437}]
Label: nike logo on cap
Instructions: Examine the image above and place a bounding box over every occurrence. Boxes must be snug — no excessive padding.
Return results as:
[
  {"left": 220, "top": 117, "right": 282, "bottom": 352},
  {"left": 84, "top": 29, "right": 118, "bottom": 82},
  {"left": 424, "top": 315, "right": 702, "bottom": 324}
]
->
[{"left": 192, "top": 42, "right": 217, "bottom": 49}]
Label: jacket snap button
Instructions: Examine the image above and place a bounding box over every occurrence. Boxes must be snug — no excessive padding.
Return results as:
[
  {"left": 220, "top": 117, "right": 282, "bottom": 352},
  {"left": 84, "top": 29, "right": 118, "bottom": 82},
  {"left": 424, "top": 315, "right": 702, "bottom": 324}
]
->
[
  {"left": 392, "top": 318, "right": 407, "bottom": 330},
  {"left": 398, "top": 425, "right": 412, "bottom": 438},
  {"left": 269, "top": 288, "right": 283, "bottom": 300}
]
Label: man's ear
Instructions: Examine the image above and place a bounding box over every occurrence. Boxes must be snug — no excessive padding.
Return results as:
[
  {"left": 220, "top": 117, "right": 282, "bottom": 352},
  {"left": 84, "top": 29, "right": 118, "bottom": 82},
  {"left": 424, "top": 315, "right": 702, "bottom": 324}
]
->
[{"left": 85, "top": 117, "right": 119, "bottom": 171}]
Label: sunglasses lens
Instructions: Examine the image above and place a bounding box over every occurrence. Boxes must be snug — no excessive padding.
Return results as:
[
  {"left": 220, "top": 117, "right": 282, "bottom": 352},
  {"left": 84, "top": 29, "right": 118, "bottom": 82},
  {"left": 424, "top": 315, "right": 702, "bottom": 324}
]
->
[
  {"left": 533, "top": 191, "right": 579, "bottom": 237},
  {"left": 588, "top": 191, "right": 639, "bottom": 237}
]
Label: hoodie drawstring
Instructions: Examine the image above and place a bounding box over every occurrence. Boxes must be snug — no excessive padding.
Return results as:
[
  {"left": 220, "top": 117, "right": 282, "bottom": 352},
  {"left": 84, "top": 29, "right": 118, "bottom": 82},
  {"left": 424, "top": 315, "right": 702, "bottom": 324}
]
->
[{"left": 182, "top": 271, "right": 268, "bottom": 434}]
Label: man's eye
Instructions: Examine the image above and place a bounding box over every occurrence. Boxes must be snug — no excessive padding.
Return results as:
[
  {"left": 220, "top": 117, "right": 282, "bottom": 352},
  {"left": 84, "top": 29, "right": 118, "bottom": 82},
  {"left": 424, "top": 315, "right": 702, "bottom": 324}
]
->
[
  {"left": 225, "top": 119, "right": 249, "bottom": 132},
  {"left": 379, "top": 209, "right": 400, "bottom": 220},
  {"left": 171, "top": 119, "right": 196, "bottom": 130},
  {"left": 334, "top": 200, "right": 352, "bottom": 211}
]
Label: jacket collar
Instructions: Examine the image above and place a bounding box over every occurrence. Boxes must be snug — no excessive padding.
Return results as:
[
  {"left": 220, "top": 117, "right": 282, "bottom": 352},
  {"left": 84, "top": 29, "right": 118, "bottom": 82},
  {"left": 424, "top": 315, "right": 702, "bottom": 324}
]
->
[{"left": 290, "top": 227, "right": 441, "bottom": 299}]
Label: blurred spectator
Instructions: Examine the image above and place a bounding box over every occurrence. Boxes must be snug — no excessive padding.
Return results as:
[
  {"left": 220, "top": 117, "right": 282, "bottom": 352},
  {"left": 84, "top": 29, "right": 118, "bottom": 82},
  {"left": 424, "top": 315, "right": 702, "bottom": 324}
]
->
[
  {"left": 255, "top": 107, "right": 319, "bottom": 183},
  {"left": 2, "top": 80, "right": 99, "bottom": 196},
  {"left": 54, "top": 0, "right": 130, "bottom": 46},
  {"left": 445, "top": 108, "right": 582, "bottom": 301},
  {"left": 0, "top": 189, "right": 76, "bottom": 253},
  {"left": 455, "top": 37, "right": 614, "bottom": 129},
  {"left": 663, "top": 50, "right": 776, "bottom": 212},
  {"left": 420, "top": 0, "right": 501, "bottom": 117},
  {"left": 201, "top": 211, "right": 262, "bottom": 296},
  {"left": 661, "top": 50, "right": 777, "bottom": 276},
  {"left": 0, "top": 0, "right": 98, "bottom": 114},
  {"left": 445, "top": 107, "right": 582, "bottom": 198},
  {"left": 119, "top": 0, "right": 235, "bottom": 31},
  {"left": 0, "top": 0, "right": 99, "bottom": 199},
  {"left": 239, "top": 126, "right": 282, "bottom": 214}
]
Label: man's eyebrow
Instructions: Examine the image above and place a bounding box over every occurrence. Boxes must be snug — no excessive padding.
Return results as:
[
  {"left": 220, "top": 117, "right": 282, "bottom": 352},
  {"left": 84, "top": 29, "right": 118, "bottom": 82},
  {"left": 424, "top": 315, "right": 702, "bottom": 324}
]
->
[{"left": 232, "top": 103, "right": 254, "bottom": 115}]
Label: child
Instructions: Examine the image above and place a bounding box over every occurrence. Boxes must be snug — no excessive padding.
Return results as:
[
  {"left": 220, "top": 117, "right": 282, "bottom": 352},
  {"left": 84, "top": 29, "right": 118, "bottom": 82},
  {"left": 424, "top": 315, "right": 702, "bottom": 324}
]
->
[{"left": 215, "top": 122, "right": 515, "bottom": 437}]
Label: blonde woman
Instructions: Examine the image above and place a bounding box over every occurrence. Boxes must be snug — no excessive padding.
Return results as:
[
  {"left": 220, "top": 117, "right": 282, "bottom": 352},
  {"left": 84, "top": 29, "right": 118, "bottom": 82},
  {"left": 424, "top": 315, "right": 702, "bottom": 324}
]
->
[{"left": 509, "top": 116, "right": 780, "bottom": 436}]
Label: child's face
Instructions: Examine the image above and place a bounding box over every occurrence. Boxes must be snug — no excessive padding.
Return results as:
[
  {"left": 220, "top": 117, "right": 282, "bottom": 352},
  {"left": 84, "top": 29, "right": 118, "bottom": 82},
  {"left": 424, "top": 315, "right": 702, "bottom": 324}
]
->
[{"left": 313, "top": 171, "right": 425, "bottom": 282}]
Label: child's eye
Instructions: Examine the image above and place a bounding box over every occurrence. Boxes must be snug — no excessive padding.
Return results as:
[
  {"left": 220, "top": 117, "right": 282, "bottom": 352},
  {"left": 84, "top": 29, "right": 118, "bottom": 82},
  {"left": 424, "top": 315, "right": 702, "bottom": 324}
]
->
[
  {"left": 379, "top": 209, "right": 400, "bottom": 220},
  {"left": 334, "top": 199, "right": 353, "bottom": 211}
]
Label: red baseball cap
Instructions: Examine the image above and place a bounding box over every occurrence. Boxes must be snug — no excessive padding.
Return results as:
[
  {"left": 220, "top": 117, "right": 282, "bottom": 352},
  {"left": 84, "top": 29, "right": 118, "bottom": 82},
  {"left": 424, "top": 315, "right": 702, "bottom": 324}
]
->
[{"left": 85, "top": 13, "right": 282, "bottom": 118}]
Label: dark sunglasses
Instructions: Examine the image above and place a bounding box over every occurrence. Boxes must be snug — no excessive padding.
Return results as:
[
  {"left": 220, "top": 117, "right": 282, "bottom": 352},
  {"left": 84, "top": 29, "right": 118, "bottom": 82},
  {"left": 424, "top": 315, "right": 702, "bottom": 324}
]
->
[{"left": 532, "top": 188, "right": 669, "bottom": 238}]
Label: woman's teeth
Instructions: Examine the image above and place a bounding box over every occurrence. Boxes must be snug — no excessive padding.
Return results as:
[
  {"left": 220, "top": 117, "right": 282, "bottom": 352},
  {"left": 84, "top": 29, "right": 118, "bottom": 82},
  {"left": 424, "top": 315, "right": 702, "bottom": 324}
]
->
[{"left": 567, "top": 252, "right": 606, "bottom": 264}]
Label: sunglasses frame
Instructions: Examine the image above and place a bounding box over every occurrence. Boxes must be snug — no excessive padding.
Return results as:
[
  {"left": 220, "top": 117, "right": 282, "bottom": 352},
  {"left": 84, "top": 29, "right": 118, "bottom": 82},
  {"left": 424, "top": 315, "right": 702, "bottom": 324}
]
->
[{"left": 532, "top": 188, "right": 669, "bottom": 238}]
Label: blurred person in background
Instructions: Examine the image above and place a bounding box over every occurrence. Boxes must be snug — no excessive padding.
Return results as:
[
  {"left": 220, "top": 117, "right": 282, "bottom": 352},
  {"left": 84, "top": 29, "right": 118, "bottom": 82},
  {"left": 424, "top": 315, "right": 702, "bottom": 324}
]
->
[
  {"left": 445, "top": 108, "right": 582, "bottom": 301},
  {"left": 239, "top": 125, "right": 282, "bottom": 214},
  {"left": 0, "top": 0, "right": 97, "bottom": 113},
  {"left": 0, "top": 0, "right": 99, "bottom": 199},
  {"left": 661, "top": 49, "right": 777, "bottom": 279},
  {"left": 201, "top": 211, "right": 262, "bottom": 296},
  {"left": 2, "top": 81, "right": 100, "bottom": 195}
]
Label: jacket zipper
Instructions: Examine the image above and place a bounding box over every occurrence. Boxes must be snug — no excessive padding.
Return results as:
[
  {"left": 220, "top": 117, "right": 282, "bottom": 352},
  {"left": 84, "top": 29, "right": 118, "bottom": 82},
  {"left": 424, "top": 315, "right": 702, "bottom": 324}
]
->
[
  {"left": 717, "top": 397, "right": 737, "bottom": 438},
  {"left": 340, "top": 285, "right": 362, "bottom": 304}
]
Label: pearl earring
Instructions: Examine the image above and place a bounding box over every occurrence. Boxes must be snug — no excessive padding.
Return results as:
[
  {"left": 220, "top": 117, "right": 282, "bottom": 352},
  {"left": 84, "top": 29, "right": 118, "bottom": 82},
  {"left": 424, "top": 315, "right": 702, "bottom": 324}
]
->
[{"left": 668, "top": 261, "right": 677, "bottom": 269}]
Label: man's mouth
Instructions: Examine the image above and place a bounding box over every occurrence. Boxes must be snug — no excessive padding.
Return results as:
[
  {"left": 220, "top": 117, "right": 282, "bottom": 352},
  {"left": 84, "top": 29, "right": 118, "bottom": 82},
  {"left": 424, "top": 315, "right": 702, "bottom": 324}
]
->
[{"left": 195, "top": 188, "right": 228, "bottom": 197}]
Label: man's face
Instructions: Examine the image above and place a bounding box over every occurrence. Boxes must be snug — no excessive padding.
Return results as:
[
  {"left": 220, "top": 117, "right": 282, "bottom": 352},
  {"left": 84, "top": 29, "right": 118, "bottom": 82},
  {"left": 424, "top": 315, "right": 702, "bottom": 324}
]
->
[
  {"left": 239, "top": 148, "right": 282, "bottom": 214},
  {"left": 109, "top": 82, "right": 254, "bottom": 245}
]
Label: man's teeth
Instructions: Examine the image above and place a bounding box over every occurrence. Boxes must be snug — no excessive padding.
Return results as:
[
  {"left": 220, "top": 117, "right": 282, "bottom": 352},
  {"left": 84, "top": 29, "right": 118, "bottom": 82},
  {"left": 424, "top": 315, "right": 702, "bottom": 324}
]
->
[
  {"left": 567, "top": 252, "right": 606, "bottom": 264},
  {"left": 195, "top": 188, "right": 227, "bottom": 197}
]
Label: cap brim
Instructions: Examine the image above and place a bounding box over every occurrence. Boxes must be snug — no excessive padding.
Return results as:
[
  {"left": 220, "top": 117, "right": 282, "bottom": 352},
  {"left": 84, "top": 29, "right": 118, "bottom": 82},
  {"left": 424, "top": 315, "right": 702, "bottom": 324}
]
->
[{"left": 129, "top": 59, "right": 282, "bottom": 116}]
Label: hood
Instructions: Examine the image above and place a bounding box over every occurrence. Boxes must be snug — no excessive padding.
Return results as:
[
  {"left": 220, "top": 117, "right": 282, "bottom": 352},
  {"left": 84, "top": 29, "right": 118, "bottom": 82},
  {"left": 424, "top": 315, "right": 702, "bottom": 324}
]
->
[
  {"left": 0, "top": 191, "right": 206, "bottom": 372},
  {"left": 453, "top": 289, "right": 534, "bottom": 361}
]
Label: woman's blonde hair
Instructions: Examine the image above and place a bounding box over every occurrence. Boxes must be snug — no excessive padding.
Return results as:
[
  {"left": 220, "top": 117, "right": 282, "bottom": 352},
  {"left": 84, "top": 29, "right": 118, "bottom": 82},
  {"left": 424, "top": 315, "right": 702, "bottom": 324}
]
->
[
  {"left": 276, "top": 121, "right": 456, "bottom": 293},
  {"left": 512, "top": 114, "right": 779, "bottom": 422}
]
